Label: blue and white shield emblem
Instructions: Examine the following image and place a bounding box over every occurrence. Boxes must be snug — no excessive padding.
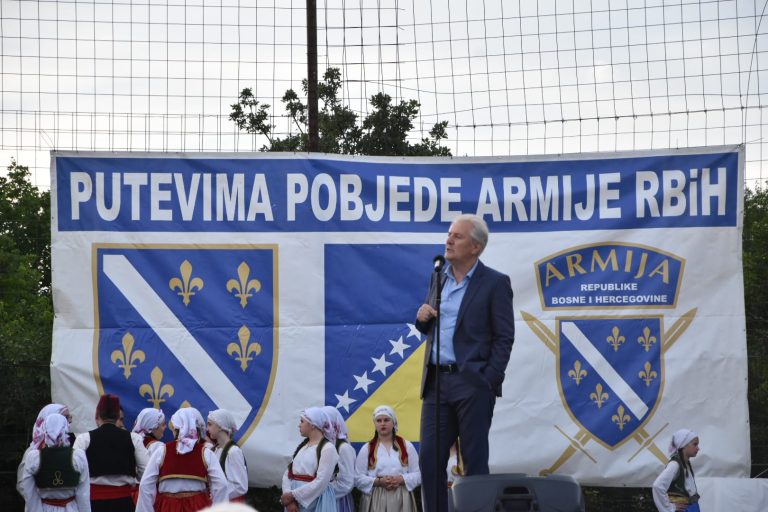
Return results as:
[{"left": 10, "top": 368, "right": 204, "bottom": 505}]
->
[
  {"left": 557, "top": 316, "right": 663, "bottom": 448},
  {"left": 94, "top": 245, "right": 277, "bottom": 443}
]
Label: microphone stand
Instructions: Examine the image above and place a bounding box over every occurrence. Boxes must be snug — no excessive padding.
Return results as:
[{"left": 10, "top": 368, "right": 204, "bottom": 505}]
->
[{"left": 432, "top": 261, "right": 444, "bottom": 512}]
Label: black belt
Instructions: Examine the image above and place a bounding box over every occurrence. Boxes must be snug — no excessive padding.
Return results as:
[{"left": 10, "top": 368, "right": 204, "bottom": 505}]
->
[{"left": 430, "top": 363, "right": 459, "bottom": 373}]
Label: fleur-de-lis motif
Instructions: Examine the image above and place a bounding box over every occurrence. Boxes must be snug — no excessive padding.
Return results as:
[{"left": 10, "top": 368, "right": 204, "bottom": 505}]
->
[
  {"left": 227, "top": 325, "right": 262, "bottom": 371},
  {"left": 139, "top": 367, "right": 175, "bottom": 408},
  {"left": 607, "top": 326, "right": 626, "bottom": 351},
  {"left": 169, "top": 260, "right": 204, "bottom": 306},
  {"left": 226, "top": 262, "right": 262, "bottom": 308},
  {"left": 590, "top": 383, "right": 609, "bottom": 408},
  {"left": 637, "top": 326, "right": 657, "bottom": 352},
  {"left": 110, "top": 332, "right": 146, "bottom": 379},
  {"left": 611, "top": 404, "right": 631, "bottom": 431},
  {"left": 567, "top": 360, "right": 587, "bottom": 385},
  {"left": 180, "top": 400, "right": 192, "bottom": 408},
  {"left": 639, "top": 361, "right": 658, "bottom": 386}
]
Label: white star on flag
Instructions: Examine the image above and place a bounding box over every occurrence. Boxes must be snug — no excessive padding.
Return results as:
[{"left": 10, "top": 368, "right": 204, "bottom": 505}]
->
[
  {"left": 406, "top": 323, "right": 423, "bottom": 340},
  {"left": 371, "top": 353, "right": 394, "bottom": 376},
  {"left": 335, "top": 390, "right": 356, "bottom": 412},
  {"left": 389, "top": 336, "right": 410, "bottom": 358},
  {"left": 353, "top": 371, "right": 375, "bottom": 393}
]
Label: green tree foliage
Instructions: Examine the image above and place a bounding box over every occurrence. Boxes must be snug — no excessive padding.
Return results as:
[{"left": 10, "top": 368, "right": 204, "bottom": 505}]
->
[
  {"left": 0, "top": 160, "right": 52, "bottom": 365},
  {"left": 230, "top": 68, "right": 451, "bottom": 156},
  {"left": 582, "top": 486, "right": 653, "bottom": 511},
  {"left": 0, "top": 161, "right": 50, "bottom": 290},
  {"left": 0, "top": 160, "right": 53, "bottom": 509},
  {"left": 743, "top": 183, "right": 768, "bottom": 476}
]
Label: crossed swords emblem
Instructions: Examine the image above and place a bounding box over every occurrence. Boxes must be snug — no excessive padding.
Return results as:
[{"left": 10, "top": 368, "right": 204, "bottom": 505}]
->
[{"left": 522, "top": 307, "right": 697, "bottom": 475}]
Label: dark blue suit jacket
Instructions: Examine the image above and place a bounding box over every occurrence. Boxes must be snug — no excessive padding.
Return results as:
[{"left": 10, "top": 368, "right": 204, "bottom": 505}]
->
[{"left": 416, "top": 260, "right": 515, "bottom": 398}]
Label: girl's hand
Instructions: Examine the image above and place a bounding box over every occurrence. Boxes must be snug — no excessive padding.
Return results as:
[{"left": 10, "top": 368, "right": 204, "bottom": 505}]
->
[
  {"left": 383, "top": 475, "right": 404, "bottom": 489},
  {"left": 280, "top": 492, "right": 294, "bottom": 506}
]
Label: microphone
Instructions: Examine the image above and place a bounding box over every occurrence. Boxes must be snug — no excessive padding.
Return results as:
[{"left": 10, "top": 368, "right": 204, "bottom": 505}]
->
[{"left": 433, "top": 254, "right": 446, "bottom": 273}]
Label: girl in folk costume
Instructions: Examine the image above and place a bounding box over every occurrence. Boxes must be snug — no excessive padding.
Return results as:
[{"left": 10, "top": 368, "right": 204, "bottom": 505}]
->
[
  {"left": 446, "top": 439, "right": 465, "bottom": 487},
  {"left": 446, "top": 440, "right": 465, "bottom": 512},
  {"left": 20, "top": 413, "right": 91, "bottom": 512},
  {"left": 652, "top": 429, "right": 701, "bottom": 512},
  {"left": 354, "top": 405, "right": 421, "bottom": 512},
  {"left": 130, "top": 407, "right": 167, "bottom": 505},
  {"left": 136, "top": 407, "right": 229, "bottom": 512},
  {"left": 281, "top": 407, "right": 339, "bottom": 512},
  {"left": 207, "top": 409, "right": 248, "bottom": 503},
  {"left": 322, "top": 406, "right": 355, "bottom": 512},
  {"left": 18, "top": 404, "right": 75, "bottom": 498},
  {"left": 133, "top": 408, "right": 167, "bottom": 458}
]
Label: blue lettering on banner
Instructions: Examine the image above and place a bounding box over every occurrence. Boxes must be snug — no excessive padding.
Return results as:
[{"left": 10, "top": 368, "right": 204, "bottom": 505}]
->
[
  {"left": 55, "top": 150, "right": 740, "bottom": 232},
  {"left": 535, "top": 243, "right": 684, "bottom": 310}
]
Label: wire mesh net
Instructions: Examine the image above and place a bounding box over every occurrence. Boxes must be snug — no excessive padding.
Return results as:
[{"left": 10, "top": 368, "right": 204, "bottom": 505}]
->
[{"left": 1, "top": 0, "right": 767, "bottom": 188}]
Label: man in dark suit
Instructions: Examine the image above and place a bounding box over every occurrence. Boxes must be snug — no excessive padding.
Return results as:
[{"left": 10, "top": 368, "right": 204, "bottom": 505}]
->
[{"left": 416, "top": 214, "right": 515, "bottom": 512}]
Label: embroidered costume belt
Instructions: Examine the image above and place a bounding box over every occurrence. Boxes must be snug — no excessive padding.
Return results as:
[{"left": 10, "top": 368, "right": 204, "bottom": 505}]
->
[
  {"left": 160, "top": 491, "right": 206, "bottom": 499},
  {"left": 41, "top": 497, "right": 75, "bottom": 506},
  {"left": 90, "top": 484, "right": 135, "bottom": 500},
  {"left": 289, "top": 472, "right": 316, "bottom": 482}
]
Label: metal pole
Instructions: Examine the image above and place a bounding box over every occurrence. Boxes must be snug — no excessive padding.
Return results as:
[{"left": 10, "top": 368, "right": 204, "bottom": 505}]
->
[
  {"left": 434, "top": 273, "right": 442, "bottom": 512},
  {"left": 306, "top": 0, "right": 319, "bottom": 152}
]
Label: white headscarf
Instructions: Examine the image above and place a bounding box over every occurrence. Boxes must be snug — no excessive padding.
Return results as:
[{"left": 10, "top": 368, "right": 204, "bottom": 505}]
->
[
  {"left": 132, "top": 408, "right": 165, "bottom": 435},
  {"left": 170, "top": 408, "right": 204, "bottom": 454},
  {"left": 198, "top": 504, "right": 260, "bottom": 512},
  {"left": 322, "top": 406, "right": 349, "bottom": 440},
  {"left": 669, "top": 429, "right": 699, "bottom": 454},
  {"left": 31, "top": 404, "right": 69, "bottom": 449},
  {"left": 192, "top": 409, "right": 206, "bottom": 431},
  {"left": 373, "top": 405, "right": 398, "bottom": 433},
  {"left": 208, "top": 409, "right": 238, "bottom": 436},
  {"left": 43, "top": 414, "right": 71, "bottom": 448},
  {"left": 302, "top": 407, "right": 336, "bottom": 443}
]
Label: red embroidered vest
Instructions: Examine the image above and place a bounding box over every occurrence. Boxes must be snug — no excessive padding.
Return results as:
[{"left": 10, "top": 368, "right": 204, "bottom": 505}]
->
[{"left": 159, "top": 441, "right": 208, "bottom": 482}]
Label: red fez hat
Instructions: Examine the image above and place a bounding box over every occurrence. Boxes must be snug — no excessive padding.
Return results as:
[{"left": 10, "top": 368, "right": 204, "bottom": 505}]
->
[{"left": 96, "top": 394, "right": 121, "bottom": 421}]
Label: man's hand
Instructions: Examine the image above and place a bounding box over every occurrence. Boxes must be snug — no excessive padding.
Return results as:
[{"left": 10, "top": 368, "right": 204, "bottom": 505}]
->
[{"left": 417, "top": 304, "right": 437, "bottom": 323}]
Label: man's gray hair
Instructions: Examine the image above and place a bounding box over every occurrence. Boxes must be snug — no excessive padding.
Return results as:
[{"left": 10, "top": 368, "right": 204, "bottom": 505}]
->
[{"left": 453, "top": 214, "right": 489, "bottom": 252}]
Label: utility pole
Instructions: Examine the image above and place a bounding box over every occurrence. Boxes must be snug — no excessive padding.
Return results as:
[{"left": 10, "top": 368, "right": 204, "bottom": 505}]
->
[{"left": 306, "top": 0, "right": 319, "bottom": 152}]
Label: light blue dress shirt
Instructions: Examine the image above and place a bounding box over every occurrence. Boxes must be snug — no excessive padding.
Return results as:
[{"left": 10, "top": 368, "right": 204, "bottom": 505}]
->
[{"left": 431, "top": 261, "right": 479, "bottom": 365}]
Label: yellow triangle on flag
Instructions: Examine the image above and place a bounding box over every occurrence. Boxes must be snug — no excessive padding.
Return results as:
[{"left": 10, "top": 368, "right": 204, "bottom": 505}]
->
[{"left": 346, "top": 343, "right": 425, "bottom": 443}]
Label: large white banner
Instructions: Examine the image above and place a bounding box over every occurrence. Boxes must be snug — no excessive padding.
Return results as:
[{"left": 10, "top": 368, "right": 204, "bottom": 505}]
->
[{"left": 50, "top": 147, "right": 748, "bottom": 487}]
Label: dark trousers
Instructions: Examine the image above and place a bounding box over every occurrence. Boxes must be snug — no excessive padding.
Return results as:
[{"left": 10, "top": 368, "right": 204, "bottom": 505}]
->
[
  {"left": 91, "top": 497, "right": 135, "bottom": 512},
  {"left": 419, "top": 367, "right": 496, "bottom": 512}
]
